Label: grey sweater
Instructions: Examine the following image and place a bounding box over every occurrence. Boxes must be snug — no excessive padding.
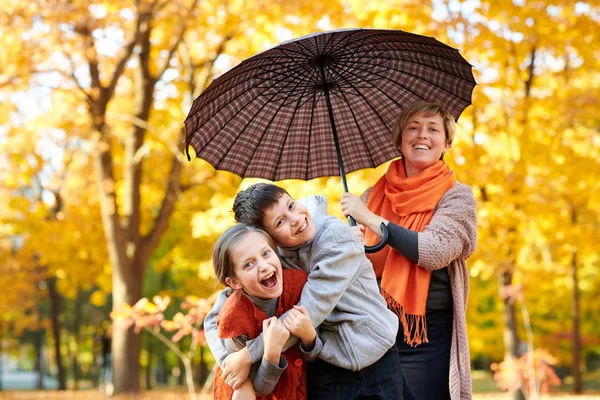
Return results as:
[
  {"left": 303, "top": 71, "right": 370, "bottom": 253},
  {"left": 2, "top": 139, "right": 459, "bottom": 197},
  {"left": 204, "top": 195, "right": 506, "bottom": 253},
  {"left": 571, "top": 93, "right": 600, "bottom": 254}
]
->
[{"left": 204, "top": 196, "right": 398, "bottom": 372}]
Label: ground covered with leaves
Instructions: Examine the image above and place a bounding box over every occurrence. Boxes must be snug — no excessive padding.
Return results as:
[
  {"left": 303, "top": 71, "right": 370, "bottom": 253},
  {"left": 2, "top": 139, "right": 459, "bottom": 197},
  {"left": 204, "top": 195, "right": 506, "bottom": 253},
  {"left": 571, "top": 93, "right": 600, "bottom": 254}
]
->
[{"left": 1, "top": 391, "right": 600, "bottom": 400}]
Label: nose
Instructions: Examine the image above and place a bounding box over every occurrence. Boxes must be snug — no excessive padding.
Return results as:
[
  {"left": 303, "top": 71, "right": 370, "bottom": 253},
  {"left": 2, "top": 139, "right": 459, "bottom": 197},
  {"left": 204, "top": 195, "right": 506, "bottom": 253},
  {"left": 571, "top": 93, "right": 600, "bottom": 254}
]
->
[
  {"left": 417, "top": 126, "right": 428, "bottom": 137},
  {"left": 257, "top": 257, "right": 269, "bottom": 270},
  {"left": 290, "top": 213, "right": 300, "bottom": 226}
]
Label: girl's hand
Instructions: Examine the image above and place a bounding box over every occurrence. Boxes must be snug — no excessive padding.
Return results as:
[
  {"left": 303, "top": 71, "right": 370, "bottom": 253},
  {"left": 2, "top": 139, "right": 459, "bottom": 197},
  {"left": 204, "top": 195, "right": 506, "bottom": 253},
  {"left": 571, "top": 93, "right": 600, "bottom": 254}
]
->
[
  {"left": 263, "top": 317, "right": 289, "bottom": 363},
  {"left": 283, "top": 305, "right": 316, "bottom": 350}
]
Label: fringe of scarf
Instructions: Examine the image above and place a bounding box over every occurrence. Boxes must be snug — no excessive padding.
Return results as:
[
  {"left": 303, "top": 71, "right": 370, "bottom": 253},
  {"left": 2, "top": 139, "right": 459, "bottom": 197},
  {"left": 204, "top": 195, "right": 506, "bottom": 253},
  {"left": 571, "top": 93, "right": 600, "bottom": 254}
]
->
[{"left": 382, "top": 288, "right": 428, "bottom": 347}]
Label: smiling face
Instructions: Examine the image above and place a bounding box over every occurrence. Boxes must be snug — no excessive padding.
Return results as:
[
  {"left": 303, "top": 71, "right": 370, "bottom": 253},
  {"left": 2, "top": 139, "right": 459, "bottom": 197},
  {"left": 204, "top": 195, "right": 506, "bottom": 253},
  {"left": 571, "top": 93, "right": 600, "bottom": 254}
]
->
[
  {"left": 400, "top": 112, "right": 449, "bottom": 177},
  {"left": 225, "top": 231, "right": 283, "bottom": 300},
  {"left": 262, "top": 193, "right": 316, "bottom": 248}
]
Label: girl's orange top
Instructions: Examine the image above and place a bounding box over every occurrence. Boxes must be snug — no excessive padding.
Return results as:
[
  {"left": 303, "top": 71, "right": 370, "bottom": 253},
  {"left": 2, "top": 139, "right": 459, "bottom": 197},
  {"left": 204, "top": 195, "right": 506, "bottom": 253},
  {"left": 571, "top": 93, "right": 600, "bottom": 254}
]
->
[{"left": 213, "top": 269, "right": 308, "bottom": 400}]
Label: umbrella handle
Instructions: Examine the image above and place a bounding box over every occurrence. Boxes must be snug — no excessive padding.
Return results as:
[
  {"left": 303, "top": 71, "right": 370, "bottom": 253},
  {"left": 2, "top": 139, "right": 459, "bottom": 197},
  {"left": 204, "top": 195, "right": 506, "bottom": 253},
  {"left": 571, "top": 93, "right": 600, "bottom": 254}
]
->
[
  {"left": 364, "top": 222, "right": 389, "bottom": 254},
  {"left": 349, "top": 217, "right": 389, "bottom": 253}
]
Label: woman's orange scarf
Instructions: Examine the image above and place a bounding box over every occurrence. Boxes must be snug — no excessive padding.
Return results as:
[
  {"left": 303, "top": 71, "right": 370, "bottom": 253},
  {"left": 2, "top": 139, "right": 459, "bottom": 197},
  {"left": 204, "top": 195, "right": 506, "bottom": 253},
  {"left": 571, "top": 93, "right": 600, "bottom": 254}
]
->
[{"left": 366, "top": 159, "right": 455, "bottom": 346}]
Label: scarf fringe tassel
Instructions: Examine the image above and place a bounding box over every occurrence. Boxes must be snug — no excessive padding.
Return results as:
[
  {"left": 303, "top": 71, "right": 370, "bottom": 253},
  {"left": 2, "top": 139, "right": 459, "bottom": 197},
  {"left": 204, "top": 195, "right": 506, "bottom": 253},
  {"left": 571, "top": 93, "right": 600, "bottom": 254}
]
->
[{"left": 382, "top": 289, "right": 428, "bottom": 347}]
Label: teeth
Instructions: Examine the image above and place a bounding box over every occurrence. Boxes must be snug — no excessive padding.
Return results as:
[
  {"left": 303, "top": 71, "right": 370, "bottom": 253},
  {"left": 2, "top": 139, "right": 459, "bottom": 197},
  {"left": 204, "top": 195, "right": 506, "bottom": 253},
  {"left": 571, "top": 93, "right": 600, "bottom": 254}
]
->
[
  {"left": 414, "top": 144, "right": 429, "bottom": 150},
  {"left": 261, "top": 272, "right": 274, "bottom": 282},
  {"left": 297, "top": 219, "right": 307, "bottom": 234}
]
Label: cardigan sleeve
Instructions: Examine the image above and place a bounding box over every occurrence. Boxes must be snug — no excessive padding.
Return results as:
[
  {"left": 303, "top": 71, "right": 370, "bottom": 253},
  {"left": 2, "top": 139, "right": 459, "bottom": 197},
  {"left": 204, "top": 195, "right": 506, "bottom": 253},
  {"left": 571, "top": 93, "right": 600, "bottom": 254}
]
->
[{"left": 417, "top": 183, "right": 478, "bottom": 271}]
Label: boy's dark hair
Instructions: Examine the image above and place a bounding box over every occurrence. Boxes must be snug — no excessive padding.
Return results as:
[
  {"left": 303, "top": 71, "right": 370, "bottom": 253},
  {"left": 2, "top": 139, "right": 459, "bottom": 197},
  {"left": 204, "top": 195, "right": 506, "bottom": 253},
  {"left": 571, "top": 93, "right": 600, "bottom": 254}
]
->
[{"left": 233, "top": 183, "right": 289, "bottom": 228}]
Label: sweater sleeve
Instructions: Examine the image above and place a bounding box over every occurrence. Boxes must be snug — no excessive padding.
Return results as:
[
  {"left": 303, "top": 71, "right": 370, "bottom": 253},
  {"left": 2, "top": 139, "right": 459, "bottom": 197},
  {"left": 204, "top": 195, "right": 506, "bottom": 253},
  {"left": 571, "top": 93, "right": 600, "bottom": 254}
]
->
[
  {"left": 386, "top": 222, "right": 419, "bottom": 264},
  {"left": 203, "top": 288, "right": 231, "bottom": 367},
  {"left": 225, "top": 336, "right": 288, "bottom": 396},
  {"left": 299, "top": 334, "right": 324, "bottom": 362},
  {"left": 417, "top": 183, "right": 478, "bottom": 271}
]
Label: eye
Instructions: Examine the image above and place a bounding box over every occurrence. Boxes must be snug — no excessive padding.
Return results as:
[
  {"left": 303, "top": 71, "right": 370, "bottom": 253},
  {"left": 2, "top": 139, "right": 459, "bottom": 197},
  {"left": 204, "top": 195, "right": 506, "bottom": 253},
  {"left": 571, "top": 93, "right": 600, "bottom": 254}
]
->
[
  {"left": 263, "top": 249, "right": 271, "bottom": 257},
  {"left": 276, "top": 218, "right": 284, "bottom": 228},
  {"left": 244, "top": 260, "right": 255, "bottom": 269},
  {"left": 288, "top": 201, "right": 295, "bottom": 210}
]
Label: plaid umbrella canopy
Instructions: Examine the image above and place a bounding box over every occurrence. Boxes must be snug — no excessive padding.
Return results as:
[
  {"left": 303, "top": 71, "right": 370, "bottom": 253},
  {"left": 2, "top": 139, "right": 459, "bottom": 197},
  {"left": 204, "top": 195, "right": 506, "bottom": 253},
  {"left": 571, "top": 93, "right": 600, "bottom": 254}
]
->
[
  {"left": 184, "top": 28, "right": 475, "bottom": 184},
  {"left": 184, "top": 28, "right": 476, "bottom": 251}
]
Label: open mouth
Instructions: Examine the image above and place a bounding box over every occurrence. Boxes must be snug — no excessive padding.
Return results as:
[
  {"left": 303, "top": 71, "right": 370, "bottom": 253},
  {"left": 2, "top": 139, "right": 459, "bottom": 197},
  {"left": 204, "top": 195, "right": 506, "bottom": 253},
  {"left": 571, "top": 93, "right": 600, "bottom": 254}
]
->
[
  {"left": 296, "top": 218, "right": 308, "bottom": 235},
  {"left": 260, "top": 272, "right": 278, "bottom": 289},
  {"left": 413, "top": 144, "right": 430, "bottom": 150}
]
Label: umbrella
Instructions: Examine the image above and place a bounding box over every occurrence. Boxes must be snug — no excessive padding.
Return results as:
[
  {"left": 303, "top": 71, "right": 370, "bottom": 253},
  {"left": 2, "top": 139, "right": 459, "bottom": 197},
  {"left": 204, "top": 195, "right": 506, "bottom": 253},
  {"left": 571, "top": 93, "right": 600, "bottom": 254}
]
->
[{"left": 184, "top": 28, "right": 476, "bottom": 251}]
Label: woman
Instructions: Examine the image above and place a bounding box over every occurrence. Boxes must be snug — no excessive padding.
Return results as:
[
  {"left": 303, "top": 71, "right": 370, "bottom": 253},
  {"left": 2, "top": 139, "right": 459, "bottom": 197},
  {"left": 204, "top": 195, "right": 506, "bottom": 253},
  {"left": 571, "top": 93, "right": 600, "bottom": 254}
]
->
[{"left": 341, "top": 101, "right": 477, "bottom": 400}]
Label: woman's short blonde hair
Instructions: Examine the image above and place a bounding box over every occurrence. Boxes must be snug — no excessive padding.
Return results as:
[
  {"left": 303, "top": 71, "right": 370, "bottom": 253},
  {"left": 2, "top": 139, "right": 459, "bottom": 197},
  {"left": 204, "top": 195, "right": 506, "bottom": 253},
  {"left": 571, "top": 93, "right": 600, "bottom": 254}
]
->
[{"left": 391, "top": 101, "right": 456, "bottom": 148}]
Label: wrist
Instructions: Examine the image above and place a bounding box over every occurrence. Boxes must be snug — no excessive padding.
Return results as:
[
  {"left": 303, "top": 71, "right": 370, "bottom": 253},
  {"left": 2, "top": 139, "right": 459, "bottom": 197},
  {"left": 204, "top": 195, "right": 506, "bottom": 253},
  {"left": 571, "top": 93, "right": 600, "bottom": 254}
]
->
[
  {"left": 239, "top": 347, "right": 252, "bottom": 366},
  {"left": 367, "top": 215, "right": 387, "bottom": 236},
  {"left": 264, "top": 348, "right": 281, "bottom": 364},
  {"left": 300, "top": 330, "right": 316, "bottom": 351}
]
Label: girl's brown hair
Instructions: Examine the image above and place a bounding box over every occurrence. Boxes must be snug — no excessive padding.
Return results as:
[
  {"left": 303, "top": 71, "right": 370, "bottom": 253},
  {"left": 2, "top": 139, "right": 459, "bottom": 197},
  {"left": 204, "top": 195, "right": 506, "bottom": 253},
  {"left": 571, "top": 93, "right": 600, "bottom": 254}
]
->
[{"left": 212, "top": 224, "right": 276, "bottom": 287}]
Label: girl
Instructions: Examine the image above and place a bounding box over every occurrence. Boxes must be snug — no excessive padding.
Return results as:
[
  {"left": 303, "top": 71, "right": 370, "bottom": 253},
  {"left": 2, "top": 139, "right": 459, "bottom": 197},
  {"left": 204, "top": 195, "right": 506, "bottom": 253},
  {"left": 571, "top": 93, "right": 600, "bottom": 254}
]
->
[{"left": 212, "top": 224, "right": 318, "bottom": 400}]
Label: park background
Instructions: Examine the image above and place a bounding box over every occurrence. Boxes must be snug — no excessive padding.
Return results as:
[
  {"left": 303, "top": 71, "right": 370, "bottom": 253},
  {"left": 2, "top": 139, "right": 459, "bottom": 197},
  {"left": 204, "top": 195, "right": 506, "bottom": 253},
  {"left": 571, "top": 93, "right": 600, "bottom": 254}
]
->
[{"left": 0, "top": 0, "right": 599, "bottom": 399}]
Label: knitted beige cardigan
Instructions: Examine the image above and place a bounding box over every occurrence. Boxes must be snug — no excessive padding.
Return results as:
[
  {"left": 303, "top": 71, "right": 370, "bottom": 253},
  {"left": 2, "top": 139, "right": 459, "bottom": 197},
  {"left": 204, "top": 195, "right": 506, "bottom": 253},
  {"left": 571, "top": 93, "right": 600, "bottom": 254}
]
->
[{"left": 363, "top": 181, "right": 477, "bottom": 400}]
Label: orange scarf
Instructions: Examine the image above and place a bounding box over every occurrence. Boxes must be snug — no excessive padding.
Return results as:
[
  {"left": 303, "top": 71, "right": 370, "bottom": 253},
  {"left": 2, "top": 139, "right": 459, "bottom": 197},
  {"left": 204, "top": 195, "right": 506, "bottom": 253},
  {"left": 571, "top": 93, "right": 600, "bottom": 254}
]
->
[
  {"left": 213, "top": 269, "right": 308, "bottom": 400},
  {"left": 366, "top": 159, "right": 455, "bottom": 346}
]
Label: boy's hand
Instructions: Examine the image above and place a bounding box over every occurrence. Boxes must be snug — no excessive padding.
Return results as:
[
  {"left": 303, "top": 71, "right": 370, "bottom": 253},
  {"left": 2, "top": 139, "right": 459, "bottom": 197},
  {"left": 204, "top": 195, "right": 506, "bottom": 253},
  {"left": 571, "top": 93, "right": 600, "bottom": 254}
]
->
[
  {"left": 350, "top": 224, "right": 366, "bottom": 245},
  {"left": 263, "top": 317, "right": 289, "bottom": 364},
  {"left": 283, "top": 305, "right": 316, "bottom": 350},
  {"left": 222, "top": 348, "right": 252, "bottom": 390}
]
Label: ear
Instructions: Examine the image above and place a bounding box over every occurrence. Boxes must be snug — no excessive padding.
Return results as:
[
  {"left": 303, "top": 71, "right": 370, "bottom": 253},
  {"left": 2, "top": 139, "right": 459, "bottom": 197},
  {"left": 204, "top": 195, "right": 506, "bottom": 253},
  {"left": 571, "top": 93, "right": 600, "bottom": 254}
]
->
[
  {"left": 445, "top": 139, "right": 452, "bottom": 152},
  {"left": 225, "top": 276, "right": 243, "bottom": 290}
]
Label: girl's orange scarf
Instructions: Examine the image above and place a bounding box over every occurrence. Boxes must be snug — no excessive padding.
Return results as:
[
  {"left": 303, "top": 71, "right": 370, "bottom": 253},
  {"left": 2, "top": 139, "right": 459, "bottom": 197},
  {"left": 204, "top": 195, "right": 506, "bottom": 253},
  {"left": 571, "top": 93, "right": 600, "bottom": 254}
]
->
[
  {"left": 213, "top": 269, "right": 308, "bottom": 400},
  {"left": 366, "top": 159, "right": 455, "bottom": 346}
]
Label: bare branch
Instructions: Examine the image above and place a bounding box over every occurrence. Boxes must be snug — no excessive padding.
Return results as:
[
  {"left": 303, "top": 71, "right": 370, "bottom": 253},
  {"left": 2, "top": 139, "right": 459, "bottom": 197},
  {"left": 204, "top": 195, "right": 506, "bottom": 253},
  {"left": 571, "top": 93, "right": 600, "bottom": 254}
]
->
[
  {"left": 65, "top": 54, "right": 93, "bottom": 102},
  {"left": 105, "top": 10, "right": 149, "bottom": 100},
  {"left": 118, "top": 114, "right": 187, "bottom": 163},
  {"left": 156, "top": 28, "right": 185, "bottom": 81}
]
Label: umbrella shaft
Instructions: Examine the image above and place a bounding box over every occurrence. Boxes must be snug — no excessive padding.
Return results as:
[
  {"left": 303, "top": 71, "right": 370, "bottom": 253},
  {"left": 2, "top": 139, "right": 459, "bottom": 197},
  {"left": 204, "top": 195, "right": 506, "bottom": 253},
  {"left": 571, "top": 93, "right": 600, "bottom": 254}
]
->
[
  {"left": 319, "top": 65, "right": 355, "bottom": 227},
  {"left": 319, "top": 65, "right": 349, "bottom": 194}
]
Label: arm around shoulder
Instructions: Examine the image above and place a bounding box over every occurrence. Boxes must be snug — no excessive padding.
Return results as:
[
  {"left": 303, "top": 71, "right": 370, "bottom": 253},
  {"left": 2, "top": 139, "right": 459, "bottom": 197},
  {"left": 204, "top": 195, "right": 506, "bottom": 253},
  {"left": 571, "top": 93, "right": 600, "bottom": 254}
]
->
[
  {"left": 417, "top": 183, "right": 477, "bottom": 271},
  {"left": 297, "top": 221, "right": 365, "bottom": 327}
]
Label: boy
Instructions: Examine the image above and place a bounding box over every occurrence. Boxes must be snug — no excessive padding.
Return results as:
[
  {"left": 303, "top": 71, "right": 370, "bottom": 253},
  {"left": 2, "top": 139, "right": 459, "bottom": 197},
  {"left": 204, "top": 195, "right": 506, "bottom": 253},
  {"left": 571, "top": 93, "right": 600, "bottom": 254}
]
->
[{"left": 205, "top": 183, "right": 401, "bottom": 399}]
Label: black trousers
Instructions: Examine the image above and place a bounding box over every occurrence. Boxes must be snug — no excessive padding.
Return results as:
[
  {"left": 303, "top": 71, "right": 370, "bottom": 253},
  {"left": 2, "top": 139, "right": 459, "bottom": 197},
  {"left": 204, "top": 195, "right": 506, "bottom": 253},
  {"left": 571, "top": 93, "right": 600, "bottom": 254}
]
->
[
  {"left": 396, "top": 307, "right": 454, "bottom": 400},
  {"left": 307, "top": 345, "right": 402, "bottom": 400}
]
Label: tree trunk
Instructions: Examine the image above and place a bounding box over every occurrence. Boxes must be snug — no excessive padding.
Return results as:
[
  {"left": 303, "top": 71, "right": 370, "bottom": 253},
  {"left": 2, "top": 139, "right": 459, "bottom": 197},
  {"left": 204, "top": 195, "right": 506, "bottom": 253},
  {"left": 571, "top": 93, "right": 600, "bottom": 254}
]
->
[
  {"left": 47, "top": 277, "right": 66, "bottom": 390},
  {"left": 501, "top": 270, "right": 525, "bottom": 400},
  {"left": 71, "top": 290, "right": 83, "bottom": 390},
  {"left": 112, "top": 272, "right": 144, "bottom": 393},
  {"left": 34, "top": 329, "right": 45, "bottom": 390},
  {"left": 196, "top": 346, "right": 209, "bottom": 387},
  {"left": 571, "top": 213, "right": 582, "bottom": 393}
]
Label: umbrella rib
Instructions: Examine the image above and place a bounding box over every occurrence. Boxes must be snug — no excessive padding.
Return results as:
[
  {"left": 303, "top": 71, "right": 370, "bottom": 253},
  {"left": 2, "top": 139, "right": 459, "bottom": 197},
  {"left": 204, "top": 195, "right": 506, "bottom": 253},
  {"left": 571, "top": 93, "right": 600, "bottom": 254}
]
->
[
  {"left": 191, "top": 31, "right": 463, "bottom": 106},
  {"left": 329, "top": 58, "right": 474, "bottom": 104},
  {"left": 305, "top": 90, "right": 320, "bottom": 181},
  {"left": 210, "top": 87, "right": 287, "bottom": 172},
  {"left": 334, "top": 88, "right": 380, "bottom": 169},
  {"left": 240, "top": 67, "right": 317, "bottom": 179},
  {"left": 271, "top": 86, "right": 315, "bottom": 181},
  {"left": 367, "top": 55, "right": 475, "bottom": 85},
  {"left": 188, "top": 67, "right": 314, "bottom": 137}
]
